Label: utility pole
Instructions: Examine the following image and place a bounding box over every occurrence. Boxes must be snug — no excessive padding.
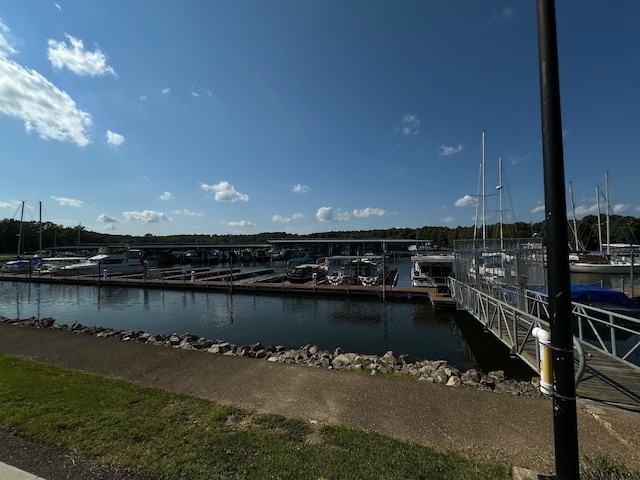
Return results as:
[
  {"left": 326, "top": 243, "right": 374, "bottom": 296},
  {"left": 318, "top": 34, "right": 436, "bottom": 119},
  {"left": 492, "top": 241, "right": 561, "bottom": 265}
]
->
[{"left": 536, "top": 1, "right": 580, "bottom": 479}]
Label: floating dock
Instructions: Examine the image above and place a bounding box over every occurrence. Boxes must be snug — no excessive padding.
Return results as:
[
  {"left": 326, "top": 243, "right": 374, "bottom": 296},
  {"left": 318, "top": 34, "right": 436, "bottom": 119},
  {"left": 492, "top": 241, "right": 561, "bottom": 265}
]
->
[{"left": 0, "top": 271, "right": 455, "bottom": 308}]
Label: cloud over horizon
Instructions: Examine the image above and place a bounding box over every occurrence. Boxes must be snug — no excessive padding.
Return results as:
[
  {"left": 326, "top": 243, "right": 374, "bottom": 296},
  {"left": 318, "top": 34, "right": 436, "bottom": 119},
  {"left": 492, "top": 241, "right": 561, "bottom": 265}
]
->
[
  {"left": 122, "top": 210, "right": 170, "bottom": 224},
  {"left": 200, "top": 181, "right": 249, "bottom": 202}
]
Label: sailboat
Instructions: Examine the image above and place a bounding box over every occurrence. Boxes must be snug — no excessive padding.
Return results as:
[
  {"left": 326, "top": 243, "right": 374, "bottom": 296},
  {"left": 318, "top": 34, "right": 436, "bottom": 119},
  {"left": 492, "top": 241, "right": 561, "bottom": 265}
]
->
[
  {"left": 467, "top": 133, "right": 516, "bottom": 284},
  {"left": 1, "top": 201, "right": 39, "bottom": 273},
  {"left": 569, "top": 172, "right": 639, "bottom": 274}
]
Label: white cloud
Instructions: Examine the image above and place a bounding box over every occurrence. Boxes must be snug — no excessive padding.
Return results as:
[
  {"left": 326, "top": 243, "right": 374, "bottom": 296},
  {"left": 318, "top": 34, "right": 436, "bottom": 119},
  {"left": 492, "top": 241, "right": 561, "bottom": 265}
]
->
[
  {"left": 54, "top": 3, "right": 62, "bottom": 11},
  {"left": 574, "top": 204, "right": 598, "bottom": 217},
  {"left": 106, "top": 130, "right": 124, "bottom": 146},
  {"left": 0, "top": 23, "right": 16, "bottom": 56},
  {"left": 438, "top": 144, "right": 464, "bottom": 156},
  {"left": 353, "top": 207, "right": 386, "bottom": 218},
  {"left": 122, "top": 210, "right": 170, "bottom": 224},
  {"left": 162, "top": 87, "right": 170, "bottom": 94},
  {"left": 200, "top": 181, "right": 249, "bottom": 202},
  {"left": 51, "top": 195, "right": 83, "bottom": 207},
  {"left": 316, "top": 207, "right": 350, "bottom": 222},
  {"left": 160, "top": 191, "right": 174, "bottom": 201},
  {"left": 0, "top": 23, "right": 92, "bottom": 146},
  {"left": 454, "top": 195, "right": 477, "bottom": 208},
  {"left": 104, "top": 223, "right": 116, "bottom": 231},
  {"left": 509, "top": 154, "right": 529, "bottom": 166},
  {"left": 440, "top": 216, "right": 455, "bottom": 223},
  {"left": 531, "top": 205, "right": 545, "bottom": 214},
  {"left": 97, "top": 214, "right": 119, "bottom": 224},
  {"left": 47, "top": 34, "right": 116, "bottom": 77},
  {"left": 293, "top": 184, "right": 310, "bottom": 193},
  {"left": 140, "top": 95, "right": 147, "bottom": 101},
  {"left": 396, "top": 113, "right": 420, "bottom": 135},
  {"left": 0, "top": 200, "right": 21, "bottom": 209},
  {"left": 612, "top": 203, "right": 630, "bottom": 214},
  {"left": 191, "top": 91, "right": 199, "bottom": 97},
  {"left": 495, "top": 7, "right": 514, "bottom": 20},
  {"left": 172, "top": 208, "right": 204, "bottom": 217},
  {"left": 223, "top": 220, "right": 255, "bottom": 227},
  {"left": 273, "top": 212, "right": 305, "bottom": 223}
]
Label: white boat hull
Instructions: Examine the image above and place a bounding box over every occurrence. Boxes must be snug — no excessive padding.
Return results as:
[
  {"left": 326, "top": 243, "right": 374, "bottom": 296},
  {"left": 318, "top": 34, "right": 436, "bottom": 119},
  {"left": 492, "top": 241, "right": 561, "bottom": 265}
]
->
[{"left": 569, "top": 262, "right": 640, "bottom": 274}]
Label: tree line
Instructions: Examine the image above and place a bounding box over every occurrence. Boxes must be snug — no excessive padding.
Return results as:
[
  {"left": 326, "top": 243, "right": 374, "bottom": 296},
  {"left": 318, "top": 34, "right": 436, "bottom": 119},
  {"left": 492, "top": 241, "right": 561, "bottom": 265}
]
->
[{"left": 1, "top": 215, "right": 639, "bottom": 255}]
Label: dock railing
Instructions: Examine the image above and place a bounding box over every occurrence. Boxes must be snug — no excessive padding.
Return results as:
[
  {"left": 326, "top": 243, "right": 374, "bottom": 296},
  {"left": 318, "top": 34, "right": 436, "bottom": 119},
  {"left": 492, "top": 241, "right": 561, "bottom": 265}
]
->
[
  {"left": 449, "top": 277, "right": 640, "bottom": 377},
  {"left": 524, "top": 287, "right": 640, "bottom": 368},
  {"left": 449, "top": 277, "right": 546, "bottom": 373}
]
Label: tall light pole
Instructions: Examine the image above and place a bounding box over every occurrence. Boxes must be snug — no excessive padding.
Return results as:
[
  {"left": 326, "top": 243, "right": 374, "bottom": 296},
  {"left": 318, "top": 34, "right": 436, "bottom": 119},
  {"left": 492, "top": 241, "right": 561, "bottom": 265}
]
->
[{"left": 536, "top": 1, "right": 580, "bottom": 478}]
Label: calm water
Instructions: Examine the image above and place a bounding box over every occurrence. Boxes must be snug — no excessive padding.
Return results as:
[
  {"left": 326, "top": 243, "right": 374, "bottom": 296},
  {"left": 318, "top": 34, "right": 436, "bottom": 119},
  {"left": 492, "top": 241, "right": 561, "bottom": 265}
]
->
[{"left": 0, "top": 257, "right": 534, "bottom": 378}]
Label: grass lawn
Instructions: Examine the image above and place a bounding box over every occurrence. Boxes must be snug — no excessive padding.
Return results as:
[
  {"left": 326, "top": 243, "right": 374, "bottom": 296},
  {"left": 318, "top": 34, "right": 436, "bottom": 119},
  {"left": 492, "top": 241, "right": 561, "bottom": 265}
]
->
[
  {"left": 0, "top": 355, "right": 637, "bottom": 479},
  {"left": 0, "top": 355, "right": 511, "bottom": 479}
]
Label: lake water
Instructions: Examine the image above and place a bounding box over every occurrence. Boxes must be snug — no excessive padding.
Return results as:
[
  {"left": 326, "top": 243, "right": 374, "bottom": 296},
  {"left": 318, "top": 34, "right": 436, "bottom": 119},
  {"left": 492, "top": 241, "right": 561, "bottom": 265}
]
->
[{"left": 0, "top": 256, "right": 533, "bottom": 379}]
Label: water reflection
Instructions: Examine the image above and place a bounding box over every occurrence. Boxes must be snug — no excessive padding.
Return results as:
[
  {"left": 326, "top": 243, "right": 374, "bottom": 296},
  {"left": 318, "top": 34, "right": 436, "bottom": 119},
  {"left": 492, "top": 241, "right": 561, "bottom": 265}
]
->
[{"left": 0, "top": 281, "right": 523, "bottom": 375}]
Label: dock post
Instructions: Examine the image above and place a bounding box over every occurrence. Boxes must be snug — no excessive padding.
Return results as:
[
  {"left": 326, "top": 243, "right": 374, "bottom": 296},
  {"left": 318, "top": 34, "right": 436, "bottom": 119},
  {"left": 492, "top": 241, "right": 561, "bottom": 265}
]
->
[{"left": 536, "top": 1, "right": 580, "bottom": 478}]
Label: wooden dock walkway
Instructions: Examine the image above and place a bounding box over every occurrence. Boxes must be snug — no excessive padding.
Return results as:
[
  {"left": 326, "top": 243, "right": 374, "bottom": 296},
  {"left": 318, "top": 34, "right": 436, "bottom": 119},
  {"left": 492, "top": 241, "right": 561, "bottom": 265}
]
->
[
  {"left": 482, "top": 313, "right": 640, "bottom": 410},
  {"left": 576, "top": 343, "right": 640, "bottom": 409},
  {"left": 0, "top": 272, "right": 455, "bottom": 306}
]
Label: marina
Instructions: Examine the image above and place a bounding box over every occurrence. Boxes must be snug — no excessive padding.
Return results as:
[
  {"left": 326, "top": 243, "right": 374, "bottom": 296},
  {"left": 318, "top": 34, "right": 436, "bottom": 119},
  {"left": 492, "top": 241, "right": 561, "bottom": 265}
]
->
[
  {"left": 1, "top": 245, "right": 639, "bottom": 409},
  {"left": 0, "top": 275, "right": 526, "bottom": 379}
]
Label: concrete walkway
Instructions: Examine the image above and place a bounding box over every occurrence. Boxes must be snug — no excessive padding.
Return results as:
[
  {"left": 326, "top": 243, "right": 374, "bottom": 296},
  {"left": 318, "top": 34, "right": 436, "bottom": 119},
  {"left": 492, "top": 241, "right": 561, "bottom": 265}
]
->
[
  {"left": 0, "top": 461, "right": 44, "bottom": 480},
  {"left": 1, "top": 321, "right": 639, "bottom": 477}
]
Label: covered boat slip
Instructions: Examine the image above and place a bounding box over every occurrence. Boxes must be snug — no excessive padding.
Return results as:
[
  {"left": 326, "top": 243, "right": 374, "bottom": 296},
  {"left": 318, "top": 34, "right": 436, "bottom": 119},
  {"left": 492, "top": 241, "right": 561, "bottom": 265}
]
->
[
  {"left": 324, "top": 255, "right": 397, "bottom": 287},
  {"left": 410, "top": 251, "right": 454, "bottom": 290}
]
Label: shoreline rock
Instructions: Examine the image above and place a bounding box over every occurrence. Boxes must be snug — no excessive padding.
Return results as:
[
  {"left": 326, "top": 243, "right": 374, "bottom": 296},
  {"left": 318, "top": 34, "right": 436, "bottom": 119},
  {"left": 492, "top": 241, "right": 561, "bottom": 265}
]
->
[{"left": 1, "top": 315, "right": 546, "bottom": 398}]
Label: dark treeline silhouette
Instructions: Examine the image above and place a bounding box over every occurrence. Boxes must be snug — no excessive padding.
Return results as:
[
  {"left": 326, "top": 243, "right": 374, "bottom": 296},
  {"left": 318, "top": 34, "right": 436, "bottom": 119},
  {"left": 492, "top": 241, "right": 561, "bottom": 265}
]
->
[{"left": 1, "top": 215, "right": 639, "bottom": 255}]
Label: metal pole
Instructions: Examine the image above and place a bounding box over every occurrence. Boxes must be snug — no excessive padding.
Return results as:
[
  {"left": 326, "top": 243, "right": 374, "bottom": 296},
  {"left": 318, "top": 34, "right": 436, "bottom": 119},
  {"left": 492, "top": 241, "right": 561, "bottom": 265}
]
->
[{"left": 536, "top": 1, "right": 580, "bottom": 479}]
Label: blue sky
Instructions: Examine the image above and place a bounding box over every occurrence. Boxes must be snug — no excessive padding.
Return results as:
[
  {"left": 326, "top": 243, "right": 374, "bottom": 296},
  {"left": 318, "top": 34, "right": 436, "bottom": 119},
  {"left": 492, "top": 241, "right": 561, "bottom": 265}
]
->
[{"left": 0, "top": 1, "right": 638, "bottom": 236}]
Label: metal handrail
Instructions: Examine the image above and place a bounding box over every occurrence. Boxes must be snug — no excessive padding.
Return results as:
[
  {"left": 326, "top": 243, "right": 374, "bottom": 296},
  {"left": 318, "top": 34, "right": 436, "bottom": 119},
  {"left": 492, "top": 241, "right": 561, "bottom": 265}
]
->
[
  {"left": 449, "top": 278, "right": 604, "bottom": 383},
  {"left": 449, "top": 277, "right": 546, "bottom": 373},
  {"left": 523, "top": 288, "right": 640, "bottom": 367}
]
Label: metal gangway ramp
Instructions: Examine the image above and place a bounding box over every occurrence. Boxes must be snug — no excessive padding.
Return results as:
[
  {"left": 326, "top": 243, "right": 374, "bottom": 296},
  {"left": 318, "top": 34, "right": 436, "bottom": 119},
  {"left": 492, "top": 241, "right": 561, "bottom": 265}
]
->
[
  {"left": 451, "top": 237, "right": 640, "bottom": 411},
  {"left": 449, "top": 278, "right": 640, "bottom": 410}
]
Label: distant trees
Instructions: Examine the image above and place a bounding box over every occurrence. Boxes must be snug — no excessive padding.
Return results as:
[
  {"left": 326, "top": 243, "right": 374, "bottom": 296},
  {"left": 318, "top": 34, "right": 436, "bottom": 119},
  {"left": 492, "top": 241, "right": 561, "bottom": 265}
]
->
[{"left": 1, "top": 215, "right": 639, "bottom": 255}]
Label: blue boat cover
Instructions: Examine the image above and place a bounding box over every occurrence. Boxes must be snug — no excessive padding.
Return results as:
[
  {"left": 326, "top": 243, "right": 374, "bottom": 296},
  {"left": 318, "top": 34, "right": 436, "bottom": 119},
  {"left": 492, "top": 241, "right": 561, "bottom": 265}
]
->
[
  {"left": 535, "top": 284, "right": 639, "bottom": 309},
  {"left": 569, "top": 285, "right": 639, "bottom": 308}
]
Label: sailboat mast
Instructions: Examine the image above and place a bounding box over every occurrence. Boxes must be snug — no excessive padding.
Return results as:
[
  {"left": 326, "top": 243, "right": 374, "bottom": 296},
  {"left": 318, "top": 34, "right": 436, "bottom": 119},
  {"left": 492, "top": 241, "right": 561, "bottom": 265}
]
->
[
  {"left": 38, "top": 201, "right": 43, "bottom": 254},
  {"left": 595, "top": 186, "right": 603, "bottom": 253},
  {"left": 77, "top": 223, "right": 81, "bottom": 255},
  {"left": 481, "top": 131, "right": 486, "bottom": 246},
  {"left": 605, "top": 171, "right": 610, "bottom": 256},
  {"left": 568, "top": 181, "right": 579, "bottom": 251},
  {"left": 498, "top": 157, "right": 504, "bottom": 251},
  {"left": 17, "top": 201, "right": 25, "bottom": 258}
]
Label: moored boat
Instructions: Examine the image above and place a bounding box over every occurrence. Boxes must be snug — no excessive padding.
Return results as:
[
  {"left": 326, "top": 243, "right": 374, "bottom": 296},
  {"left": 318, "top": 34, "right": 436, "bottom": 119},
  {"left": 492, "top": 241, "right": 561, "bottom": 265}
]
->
[
  {"left": 37, "top": 256, "right": 87, "bottom": 274},
  {"left": 324, "top": 255, "right": 392, "bottom": 287},
  {"left": 56, "top": 248, "right": 144, "bottom": 276},
  {"left": 1, "top": 258, "right": 37, "bottom": 274},
  {"left": 285, "top": 257, "right": 327, "bottom": 284},
  {"left": 569, "top": 251, "right": 640, "bottom": 274},
  {"left": 410, "top": 251, "right": 454, "bottom": 290}
]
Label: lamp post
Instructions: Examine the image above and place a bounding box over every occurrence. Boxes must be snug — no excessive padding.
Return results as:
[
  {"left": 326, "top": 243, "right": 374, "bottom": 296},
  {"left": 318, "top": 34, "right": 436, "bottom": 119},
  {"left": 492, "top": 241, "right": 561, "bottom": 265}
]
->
[{"left": 536, "top": 1, "right": 580, "bottom": 478}]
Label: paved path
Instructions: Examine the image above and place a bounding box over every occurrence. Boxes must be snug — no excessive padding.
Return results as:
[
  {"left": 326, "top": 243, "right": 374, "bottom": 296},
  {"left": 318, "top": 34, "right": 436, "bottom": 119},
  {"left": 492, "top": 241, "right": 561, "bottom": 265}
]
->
[
  {"left": 1, "top": 322, "right": 639, "bottom": 477},
  {"left": 0, "top": 462, "right": 44, "bottom": 480}
]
